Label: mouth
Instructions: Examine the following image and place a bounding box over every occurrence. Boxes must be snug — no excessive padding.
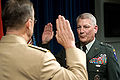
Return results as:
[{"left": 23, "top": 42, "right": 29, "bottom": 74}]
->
[{"left": 79, "top": 35, "right": 86, "bottom": 38}]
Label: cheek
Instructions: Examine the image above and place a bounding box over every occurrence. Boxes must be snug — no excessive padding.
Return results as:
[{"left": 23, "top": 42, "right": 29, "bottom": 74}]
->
[
  {"left": 77, "top": 30, "right": 80, "bottom": 35},
  {"left": 31, "top": 26, "right": 34, "bottom": 33},
  {"left": 87, "top": 28, "right": 94, "bottom": 35},
  {"left": 87, "top": 30, "right": 95, "bottom": 39}
]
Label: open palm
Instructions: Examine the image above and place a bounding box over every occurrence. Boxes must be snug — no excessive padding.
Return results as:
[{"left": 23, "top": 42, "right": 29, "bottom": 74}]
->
[{"left": 42, "top": 23, "right": 54, "bottom": 44}]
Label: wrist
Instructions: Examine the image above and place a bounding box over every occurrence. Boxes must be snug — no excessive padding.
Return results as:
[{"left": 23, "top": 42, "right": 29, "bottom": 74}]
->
[{"left": 64, "top": 42, "right": 76, "bottom": 49}]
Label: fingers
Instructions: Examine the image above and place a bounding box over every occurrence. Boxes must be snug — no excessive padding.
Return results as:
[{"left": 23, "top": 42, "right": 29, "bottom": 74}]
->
[
  {"left": 66, "top": 20, "right": 73, "bottom": 35},
  {"left": 56, "top": 15, "right": 67, "bottom": 34},
  {"left": 56, "top": 19, "right": 59, "bottom": 31},
  {"left": 66, "top": 20, "right": 75, "bottom": 40},
  {"left": 65, "top": 20, "right": 70, "bottom": 30},
  {"left": 61, "top": 16, "right": 66, "bottom": 31},
  {"left": 42, "top": 23, "right": 53, "bottom": 44},
  {"left": 44, "top": 23, "right": 53, "bottom": 32},
  {"left": 56, "top": 15, "right": 62, "bottom": 32},
  {"left": 56, "top": 15, "right": 70, "bottom": 33},
  {"left": 56, "top": 15, "right": 75, "bottom": 48},
  {"left": 48, "top": 23, "right": 53, "bottom": 31}
]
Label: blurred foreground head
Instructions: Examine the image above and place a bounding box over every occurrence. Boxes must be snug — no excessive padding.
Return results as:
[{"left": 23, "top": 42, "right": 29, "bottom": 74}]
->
[{"left": 2, "top": 0, "right": 35, "bottom": 41}]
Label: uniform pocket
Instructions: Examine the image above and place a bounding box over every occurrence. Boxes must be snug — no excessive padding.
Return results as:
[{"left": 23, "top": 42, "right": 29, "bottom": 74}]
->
[{"left": 87, "top": 63, "right": 107, "bottom": 80}]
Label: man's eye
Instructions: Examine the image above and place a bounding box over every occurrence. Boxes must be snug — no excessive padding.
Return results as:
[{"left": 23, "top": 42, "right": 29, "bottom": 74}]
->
[
  {"left": 77, "top": 26, "right": 81, "bottom": 29},
  {"left": 83, "top": 25, "right": 90, "bottom": 28}
]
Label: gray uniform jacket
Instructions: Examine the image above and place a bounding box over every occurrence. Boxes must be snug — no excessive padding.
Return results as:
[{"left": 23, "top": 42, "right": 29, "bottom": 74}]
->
[{"left": 0, "top": 34, "right": 88, "bottom": 80}]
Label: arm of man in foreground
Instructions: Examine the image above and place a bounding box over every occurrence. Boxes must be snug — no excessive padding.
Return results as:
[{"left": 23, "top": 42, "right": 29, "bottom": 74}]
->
[{"left": 41, "top": 15, "right": 88, "bottom": 80}]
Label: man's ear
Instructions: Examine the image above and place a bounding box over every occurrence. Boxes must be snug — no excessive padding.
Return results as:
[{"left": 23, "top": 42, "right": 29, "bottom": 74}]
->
[
  {"left": 94, "top": 25, "right": 98, "bottom": 34},
  {"left": 25, "top": 19, "right": 32, "bottom": 30}
]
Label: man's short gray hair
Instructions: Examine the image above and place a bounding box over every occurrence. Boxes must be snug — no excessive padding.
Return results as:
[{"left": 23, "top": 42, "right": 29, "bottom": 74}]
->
[{"left": 76, "top": 13, "right": 97, "bottom": 26}]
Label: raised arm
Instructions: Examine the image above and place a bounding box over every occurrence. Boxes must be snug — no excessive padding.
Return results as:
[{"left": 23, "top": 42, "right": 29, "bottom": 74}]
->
[
  {"left": 55, "top": 15, "right": 88, "bottom": 80},
  {"left": 40, "top": 15, "right": 88, "bottom": 80}
]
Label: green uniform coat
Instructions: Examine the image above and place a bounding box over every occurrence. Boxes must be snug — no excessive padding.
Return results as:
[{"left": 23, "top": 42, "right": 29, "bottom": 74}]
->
[{"left": 55, "top": 39, "right": 120, "bottom": 80}]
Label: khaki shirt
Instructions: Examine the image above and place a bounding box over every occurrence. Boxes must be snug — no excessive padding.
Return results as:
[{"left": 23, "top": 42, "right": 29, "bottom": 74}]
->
[{"left": 0, "top": 34, "right": 88, "bottom": 80}]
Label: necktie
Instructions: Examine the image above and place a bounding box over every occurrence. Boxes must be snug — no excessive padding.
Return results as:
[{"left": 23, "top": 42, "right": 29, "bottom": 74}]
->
[{"left": 82, "top": 45, "right": 87, "bottom": 53}]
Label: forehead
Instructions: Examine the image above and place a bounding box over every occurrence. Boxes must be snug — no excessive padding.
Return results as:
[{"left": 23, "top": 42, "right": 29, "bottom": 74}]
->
[{"left": 77, "top": 18, "right": 92, "bottom": 25}]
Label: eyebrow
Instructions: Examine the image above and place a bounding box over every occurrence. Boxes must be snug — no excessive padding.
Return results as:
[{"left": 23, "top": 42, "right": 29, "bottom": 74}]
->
[{"left": 77, "top": 24, "right": 92, "bottom": 27}]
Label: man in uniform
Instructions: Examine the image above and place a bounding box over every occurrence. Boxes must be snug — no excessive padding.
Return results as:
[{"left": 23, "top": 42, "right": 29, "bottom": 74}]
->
[
  {"left": 0, "top": 0, "right": 88, "bottom": 80},
  {"left": 42, "top": 13, "right": 120, "bottom": 80}
]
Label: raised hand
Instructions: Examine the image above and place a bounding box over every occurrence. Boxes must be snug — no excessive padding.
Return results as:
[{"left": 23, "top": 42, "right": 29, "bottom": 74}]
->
[
  {"left": 42, "top": 23, "right": 54, "bottom": 44},
  {"left": 56, "top": 15, "right": 76, "bottom": 49}
]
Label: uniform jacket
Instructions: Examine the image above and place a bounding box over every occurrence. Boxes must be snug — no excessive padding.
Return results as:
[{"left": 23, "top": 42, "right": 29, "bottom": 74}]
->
[
  {"left": 0, "top": 34, "right": 88, "bottom": 80},
  {"left": 55, "top": 39, "right": 120, "bottom": 80}
]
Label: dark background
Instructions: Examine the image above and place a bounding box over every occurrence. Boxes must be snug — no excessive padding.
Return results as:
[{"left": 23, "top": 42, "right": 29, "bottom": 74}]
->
[
  {"left": 104, "top": 2, "right": 120, "bottom": 37},
  {"left": 1, "top": 0, "right": 95, "bottom": 55}
]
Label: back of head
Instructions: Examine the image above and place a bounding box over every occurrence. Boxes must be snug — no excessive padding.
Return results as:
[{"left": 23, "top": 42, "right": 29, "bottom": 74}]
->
[
  {"left": 2, "top": 0, "right": 33, "bottom": 30},
  {"left": 76, "top": 13, "right": 97, "bottom": 26}
]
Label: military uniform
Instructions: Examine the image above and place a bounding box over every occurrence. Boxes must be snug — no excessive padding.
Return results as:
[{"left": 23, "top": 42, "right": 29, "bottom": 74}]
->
[
  {"left": 55, "top": 39, "right": 120, "bottom": 80},
  {"left": 0, "top": 34, "right": 88, "bottom": 80}
]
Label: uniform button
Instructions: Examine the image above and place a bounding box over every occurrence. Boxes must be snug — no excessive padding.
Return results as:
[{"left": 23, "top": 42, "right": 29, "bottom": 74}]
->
[
  {"left": 96, "top": 64, "right": 101, "bottom": 67},
  {"left": 94, "top": 74, "right": 100, "bottom": 80},
  {"left": 97, "top": 70, "right": 99, "bottom": 72}
]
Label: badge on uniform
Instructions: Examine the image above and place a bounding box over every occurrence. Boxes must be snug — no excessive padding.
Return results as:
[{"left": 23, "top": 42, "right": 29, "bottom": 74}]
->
[{"left": 89, "top": 54, "right": 107, "bottom": 65}]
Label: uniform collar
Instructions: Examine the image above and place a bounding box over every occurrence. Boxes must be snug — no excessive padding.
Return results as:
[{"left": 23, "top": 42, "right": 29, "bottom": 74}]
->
[
  {"left": 0, "top": 34, "right": 27, "bottom": 45},
  {"left": 81, "top": 38, "right": 95, "bottom": 54}
]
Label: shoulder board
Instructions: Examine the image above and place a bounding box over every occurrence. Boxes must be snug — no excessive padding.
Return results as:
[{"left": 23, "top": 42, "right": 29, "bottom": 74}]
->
[
  {"left": 28, "top": 44, "right": 50, "bottom": 53},
  {"left": 100, "top": 42, "right": 117, "bottom": 61},
  {"left": 100, "top": 42, "right": 113, "bottom": 48}
]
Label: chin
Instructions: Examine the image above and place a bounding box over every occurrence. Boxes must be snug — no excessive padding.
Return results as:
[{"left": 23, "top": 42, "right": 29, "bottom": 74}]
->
[{"left": 79, "top": 38, "right": 87, "bottom": 43}]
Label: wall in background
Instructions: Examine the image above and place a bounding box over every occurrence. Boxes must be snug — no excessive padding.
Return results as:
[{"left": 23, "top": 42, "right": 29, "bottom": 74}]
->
[
  {"left": 95, "top": 0, "right": 120, "bottom": 63},
  {"left": 104, "top": 0, "right": 120, "bottom": 3}
]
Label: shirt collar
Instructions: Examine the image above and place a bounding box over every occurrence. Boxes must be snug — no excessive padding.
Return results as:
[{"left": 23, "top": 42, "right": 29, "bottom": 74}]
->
[
  {"left": 80, "top": 38, "right": 95, "bottom": 53},
  {"left": 85, "top": 38, "right": 95, "bottom": 53},
  {"left": 0, "top": 34, "right": 27, "bottom": 45}
]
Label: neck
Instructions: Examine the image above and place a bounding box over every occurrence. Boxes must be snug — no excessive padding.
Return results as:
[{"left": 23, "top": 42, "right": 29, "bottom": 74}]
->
[
  {"left": 80, "top": 42, "right": 87, "bottom": 46},
  {"left": 80, "top": 38, "right": 95, "bottom": 46},
  {"left": 6, "top": 28, "right": 30, "bottom": 42}
]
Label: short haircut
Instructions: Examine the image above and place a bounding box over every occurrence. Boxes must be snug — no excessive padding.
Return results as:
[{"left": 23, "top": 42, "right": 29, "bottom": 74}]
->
[
  {"left": 2, "top": 0, "right": 33, "bottom": 29},
  {"left": 76, "top": 13, "right": 97, "bottom": 26}
]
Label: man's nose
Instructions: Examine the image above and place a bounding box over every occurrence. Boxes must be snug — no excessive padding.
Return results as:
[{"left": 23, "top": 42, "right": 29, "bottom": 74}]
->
[{"left": 80, "top": 27, "right": 85, "bottom": 33}]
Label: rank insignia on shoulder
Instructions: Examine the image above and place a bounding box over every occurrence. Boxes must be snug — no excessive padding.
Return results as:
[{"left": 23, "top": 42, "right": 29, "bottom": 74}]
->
[
  {"left": 113, "top": 48, "right": 117, "bottom": 61},
  {"left": 100, "top": 42, "right": 113, "bottom": 48},
  {"left": 89, "top": 54, "right": 107, "bottom": 65},
  {"left": 28, "top": 44, "right": 50, "bottom": 53}
]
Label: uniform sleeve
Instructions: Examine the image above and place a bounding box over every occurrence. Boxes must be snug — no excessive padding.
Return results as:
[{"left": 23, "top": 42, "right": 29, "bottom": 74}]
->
[
  {"left": 107, "top": 47, "right": 120, "bottom": 80},
  {"left": 40, "top": 48, "right": 88, "bottom": 80},
  {"left": 38, "top": 42, "right": 51, "bottom": 50}
]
